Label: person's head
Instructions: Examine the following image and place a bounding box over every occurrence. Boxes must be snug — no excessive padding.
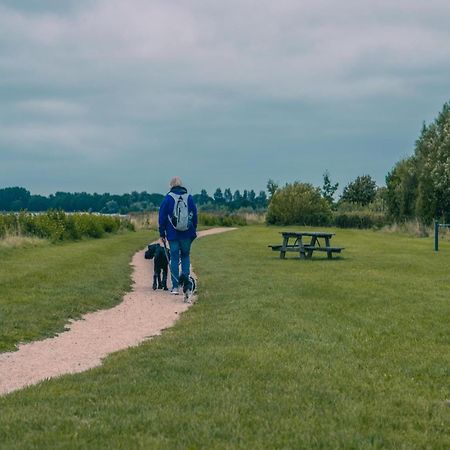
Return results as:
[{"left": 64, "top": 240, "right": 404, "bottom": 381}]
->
[{"left": 169, "top": 176, "right": 183, "bottom": 188}]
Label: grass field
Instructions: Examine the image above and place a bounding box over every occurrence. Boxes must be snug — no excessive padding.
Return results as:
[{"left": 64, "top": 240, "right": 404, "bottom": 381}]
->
[
  {"left": 0, "top": 230, "right": 156, "bottom": 352},
  {"left": 0, "top": 226, "right": 449, "bottom": 448}
]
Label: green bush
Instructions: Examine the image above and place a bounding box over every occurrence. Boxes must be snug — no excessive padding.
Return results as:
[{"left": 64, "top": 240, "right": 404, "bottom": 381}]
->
[
  {"left": 266, "top": 182, "right": 332, "bottom": 226},
  {"left": 333, "top": 211, "right": 387, "bottom": 229},
  {"left": 0, "top": 211, "right": 134, "bottom": 242},
  {"left": 198, "top": 213, "right": 247, "bottom": 227}
]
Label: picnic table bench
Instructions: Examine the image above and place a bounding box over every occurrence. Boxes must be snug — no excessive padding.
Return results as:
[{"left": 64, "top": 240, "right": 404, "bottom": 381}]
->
[{"left": 269, "top": 231, "right": 344, "bottom": 260}]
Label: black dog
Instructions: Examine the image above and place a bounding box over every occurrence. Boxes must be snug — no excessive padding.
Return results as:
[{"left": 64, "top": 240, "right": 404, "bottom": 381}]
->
[{"left": 144, "top": 244, "right": 169, "bottom": 290}]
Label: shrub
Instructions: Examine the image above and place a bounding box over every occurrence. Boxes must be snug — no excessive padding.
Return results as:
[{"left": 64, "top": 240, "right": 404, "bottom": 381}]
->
[
  {"left": 0, "top": 211, "right": 134, "bottom": 242},
  {"left": 266, "top": 182, "right": 332, "bottom": 226},
  {"left": 333, "top": 211, "right": 387, "bottom": 229},
  {"left": 198, "top": 213, "right": 247, "bottom": 227}
]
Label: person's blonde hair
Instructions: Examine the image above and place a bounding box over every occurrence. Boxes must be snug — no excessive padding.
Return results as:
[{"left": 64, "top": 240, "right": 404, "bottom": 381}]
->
[{"left": 169, "top": 176, "right": 183, "bottom": 188}]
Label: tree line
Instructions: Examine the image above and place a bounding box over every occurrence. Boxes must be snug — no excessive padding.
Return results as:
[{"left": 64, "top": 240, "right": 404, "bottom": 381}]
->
[
  {"left": 2, "top": 101, "right": 448, "bottom": 223},
  {"left": 193, "top": 189, "right": 268, "bottom": 211},
  {"left": 385, "top": 101, "right": 450, "bottom": 223},
  {"left": 267, "top": 101, "right": 449, "bottom": 226},
  {"left": 0, "top": 187, "right": 268, "bottom": 214}
]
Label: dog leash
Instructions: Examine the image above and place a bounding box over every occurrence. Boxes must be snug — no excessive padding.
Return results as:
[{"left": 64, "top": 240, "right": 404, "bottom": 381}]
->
[{"left": 162, "top": 239, "right": 180, "bottom": 284}]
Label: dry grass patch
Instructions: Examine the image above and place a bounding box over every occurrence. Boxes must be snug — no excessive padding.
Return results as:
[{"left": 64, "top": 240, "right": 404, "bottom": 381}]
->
[
  {"left": 382, "top": 219, "right": 450, "bottom": 240},
  {"left": 0, "top": 235, "right": 47, "bottom": 249}
]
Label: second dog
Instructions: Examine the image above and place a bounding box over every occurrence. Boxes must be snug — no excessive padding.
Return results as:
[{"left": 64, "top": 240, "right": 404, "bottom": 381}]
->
[{"left": 145, "top": 243, "right": 170, "bottom": 290}]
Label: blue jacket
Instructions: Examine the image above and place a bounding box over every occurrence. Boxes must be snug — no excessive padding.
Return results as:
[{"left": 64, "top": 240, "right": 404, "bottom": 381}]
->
[{"left": 159, "top": 186, "right": 198, "bottom": 241}]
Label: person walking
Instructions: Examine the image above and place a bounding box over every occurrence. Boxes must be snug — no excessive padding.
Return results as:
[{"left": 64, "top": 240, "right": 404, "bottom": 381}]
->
[{"left": 158, "top": 177, "right": 198, "bottom": 296}]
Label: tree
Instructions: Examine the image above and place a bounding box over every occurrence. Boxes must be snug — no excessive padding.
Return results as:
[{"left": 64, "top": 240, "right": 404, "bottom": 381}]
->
[
  {"left": 224, "top": 188, "right": 233, "bottom": 203},
  {"left": 385, "top": 101, "right": 450, "bottom": 223},
  {"left": 267, "top": 179, "right": 279, "bottom": 199},
  {"left": 256, "top": 190, "right": 267, "bottom": 208},
  {"left": 341, "top": 175, "right": 377, "bottom": 206},
  {"left": 321, "top": 170, "right": 339, "bottom": 205},
  {"left": 233, "top": 190, "right": 242, "bottom": 202},
  {"left": 385, "top": 158, "right": 418, "bottom": 220},
  {"left": 213, "top": 188, "right": 224, "bottom": 204},
  {"left": 102, "top": 200, "right": 120, "bottom": 214},
  {"left": 266, "top": 182, "right": 332, "bottom": 225},
  {"left": 0, "top": 187, "right": 31, "bottom": 211},
  {"left": 414, "top": 103, "right": 450, "bottom": 222},
  {"left": 193, "top": 189, "right": 212, "bottom": 206},
  {"left": 28, "top": 195, "right": 50, "bottom": 212}
]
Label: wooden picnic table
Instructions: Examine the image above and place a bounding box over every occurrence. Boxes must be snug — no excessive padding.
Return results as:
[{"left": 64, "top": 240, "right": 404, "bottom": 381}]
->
[{"left": 269, "top": 231, "right": 344, "bottom": 260}]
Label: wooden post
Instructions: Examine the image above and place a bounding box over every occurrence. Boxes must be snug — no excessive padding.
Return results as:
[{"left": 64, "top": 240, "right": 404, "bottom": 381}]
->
[
  {"left": 298, "top": 235, "right": 306, "bottom": 259},
  {"left": 325, "top": 236, "right": 332, "bottom": 259},
  {"left": 307, "top": 235, "right": 317, "bottom": 259},
  {"left": 280, "top": 235, "right": 288, "bottom": 259},
  {"left": 435, "top": 220, "right": 439, "bottom": 252}
]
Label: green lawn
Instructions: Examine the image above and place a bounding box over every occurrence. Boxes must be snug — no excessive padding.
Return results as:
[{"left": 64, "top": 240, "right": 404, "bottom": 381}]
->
[
  {"left": 0, "top": 226, "right": 449, "bottom": 449},
  {"left": 0, "top": 230, "right": 156, "bottom": 352}
]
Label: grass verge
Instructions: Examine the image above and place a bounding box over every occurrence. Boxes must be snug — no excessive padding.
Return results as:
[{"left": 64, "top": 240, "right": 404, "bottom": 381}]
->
[
  {"left": 0, "top": 226, "right": 449, "bottom": 448},
  {"left": 0, "top": 230, "right": 156, "bottom": 352}
]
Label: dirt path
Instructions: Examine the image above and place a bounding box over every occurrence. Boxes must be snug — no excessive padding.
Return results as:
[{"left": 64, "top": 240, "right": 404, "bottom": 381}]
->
[{"left": 0, "top": 227, "right": 235, "bottom": 396}]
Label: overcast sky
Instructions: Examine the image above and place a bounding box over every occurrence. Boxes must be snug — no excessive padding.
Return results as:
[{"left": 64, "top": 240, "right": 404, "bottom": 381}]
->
[{"left": 1, "top": 0, "right": 449, "bottom": 195}]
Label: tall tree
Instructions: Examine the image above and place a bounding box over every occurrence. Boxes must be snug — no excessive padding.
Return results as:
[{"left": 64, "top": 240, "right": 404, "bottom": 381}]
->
[
  {"left": 256, "top": 190, "right": 267, "bottom": 208},
  {"left": 213, "top": 188, "right": 224, "bottom": 204},
  {"left": 341, "top": 175, "right": 377, "bottom": 206},
  {"left": 414, "top": 103, "right": 450, "bottom": 222},
  {"left": 0, "top": 187, "right": 30, "bottom": 211},
  {"left": 385, "top": 158, "right": 418, "bottom": 220},
  {"left": 321, "top": 170, "right": 339, "bottom": 205},
  {"left": 224, "top": 188, "right": 233, "bottom": 203},
  {"left": 266, "top": 179, "right": 279, "bottom": 199},
  {"left": 385, "top": 101, "right": 450, "bottom": 223},
  {"left": 233, "top": 190, "right": 242, "bottom": 202}
]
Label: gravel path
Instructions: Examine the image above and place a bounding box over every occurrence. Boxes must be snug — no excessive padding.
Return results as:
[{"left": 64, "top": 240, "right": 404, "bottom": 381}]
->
[{"left": 0, "top": 227, "right": 235, "bottom": 396}]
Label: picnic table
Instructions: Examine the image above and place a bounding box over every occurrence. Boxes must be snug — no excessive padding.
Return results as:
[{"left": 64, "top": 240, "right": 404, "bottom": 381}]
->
[{"left": 269, "top": 231, "right": 344, "bottom": 260}]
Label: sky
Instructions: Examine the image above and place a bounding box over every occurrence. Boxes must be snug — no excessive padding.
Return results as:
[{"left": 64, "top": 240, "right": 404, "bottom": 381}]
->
[{"left": 0, "top": 0, "right": 449, "bottom": 195}]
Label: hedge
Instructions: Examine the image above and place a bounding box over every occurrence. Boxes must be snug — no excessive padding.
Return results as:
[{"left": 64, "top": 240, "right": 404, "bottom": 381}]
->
[{"left": 0, "top": 211, "right": 134, "bottom": 242}]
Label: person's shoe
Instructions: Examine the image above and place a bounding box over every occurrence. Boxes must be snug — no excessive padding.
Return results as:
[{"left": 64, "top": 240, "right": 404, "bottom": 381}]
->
[{"left": 170, "top": 287, "right": 179, "bottom": 295}]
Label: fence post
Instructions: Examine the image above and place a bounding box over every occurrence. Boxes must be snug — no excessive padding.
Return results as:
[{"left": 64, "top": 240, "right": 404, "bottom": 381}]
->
[{"left": 434, "top": 220, "right": 439, "bottom": 252}]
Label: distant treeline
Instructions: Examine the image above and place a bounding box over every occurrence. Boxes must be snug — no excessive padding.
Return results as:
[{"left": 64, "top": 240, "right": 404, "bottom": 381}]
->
[
  {"left": 2, "top": 102, "right": 448, "bottom": 224},
  {"left": 0, "top": 187, "right": 268, "bottom": 214}
]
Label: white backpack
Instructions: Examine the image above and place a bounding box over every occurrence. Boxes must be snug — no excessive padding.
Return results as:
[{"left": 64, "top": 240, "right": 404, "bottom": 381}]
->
[{"left": 168, "top": 193, "right": 192, "bottom": 231}]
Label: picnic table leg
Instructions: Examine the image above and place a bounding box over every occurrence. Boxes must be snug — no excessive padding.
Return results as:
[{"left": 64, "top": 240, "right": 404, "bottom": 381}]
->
[
  {"left": 307, "top": 236, "right": 316, "bottom": 259},
  {"left": 299, "top": 236, "right": 307, "bottom": 259},
  {"left": 280, "top": 235, "right": 288, "bottom": 259},
  {"left": 325, "top": 236, "right": 332, "bottom": 259}
]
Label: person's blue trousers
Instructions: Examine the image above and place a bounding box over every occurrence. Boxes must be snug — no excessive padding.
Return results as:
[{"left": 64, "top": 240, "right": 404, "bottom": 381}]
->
[{"left": 168, "top": 239, "right": 192, "bottom": 288}]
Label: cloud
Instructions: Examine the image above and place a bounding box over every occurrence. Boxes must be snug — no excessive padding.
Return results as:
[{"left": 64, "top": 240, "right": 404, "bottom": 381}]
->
[
  {"left": 0, "top": 0, "right": 450, "bottom": 193},
  {"left": 2, "top": 0, "right": 450, "bottom": 99},
  {"left": 16, "top": 99, "right": 86, "bottom": 116}
]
